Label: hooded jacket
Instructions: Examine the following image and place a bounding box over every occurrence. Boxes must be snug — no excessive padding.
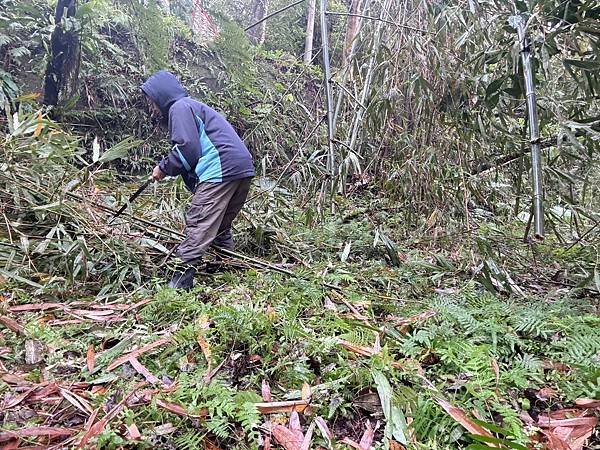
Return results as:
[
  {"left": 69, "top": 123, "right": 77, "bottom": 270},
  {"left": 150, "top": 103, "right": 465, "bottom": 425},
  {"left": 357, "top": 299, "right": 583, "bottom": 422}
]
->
[{"left": 141, "top": 70, "right": 255, "bottom": 192}]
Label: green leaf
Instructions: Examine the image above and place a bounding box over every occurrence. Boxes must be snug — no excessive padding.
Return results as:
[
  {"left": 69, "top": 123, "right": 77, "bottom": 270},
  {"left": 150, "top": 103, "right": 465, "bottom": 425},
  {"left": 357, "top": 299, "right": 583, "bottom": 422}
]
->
[
  {"left": 564, "top": 59, "right": 600, "bottom": 71},
  {"left": 470, "top": 433, "right": 528, "bottom": 450},
  {"left": 98, "top": 137, "right": 141, "bottom": 163},
  {"left": 372, "top": 370, "right": 408, "bottom": 445}
]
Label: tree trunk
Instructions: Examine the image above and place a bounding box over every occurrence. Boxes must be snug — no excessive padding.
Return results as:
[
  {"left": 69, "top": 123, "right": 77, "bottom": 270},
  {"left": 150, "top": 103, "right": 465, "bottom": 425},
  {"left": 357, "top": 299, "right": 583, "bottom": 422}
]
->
[
  {"left": 303, "top": 0, "right": 316, "bottom": 63},
  {"left": 248, "top": 0, "right": 268, "bottom": 45},
  {"left": 43, "top": 0, "right": 80, "bottom": 106},
  {"left": 342, "top": 0, "right": 361, "bottom": 64}
]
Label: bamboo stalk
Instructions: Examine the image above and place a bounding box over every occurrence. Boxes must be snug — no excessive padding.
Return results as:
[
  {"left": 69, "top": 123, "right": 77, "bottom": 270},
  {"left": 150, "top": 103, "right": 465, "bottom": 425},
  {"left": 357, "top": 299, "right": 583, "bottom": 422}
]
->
[
  {"left": 303, "top": 0, "right": 317, "bottom": 63},
  {"left": 510, "top": 15, "right": 544, "bottom": 240},
  {"left": 319, "top": 0, "right": 336, "bottom": 212},
  {"left": 332, "top": 0, "right": 373, "bottom": 131},
  {"left": 343, "top": 0, "right": 393, "bottom": 192}
]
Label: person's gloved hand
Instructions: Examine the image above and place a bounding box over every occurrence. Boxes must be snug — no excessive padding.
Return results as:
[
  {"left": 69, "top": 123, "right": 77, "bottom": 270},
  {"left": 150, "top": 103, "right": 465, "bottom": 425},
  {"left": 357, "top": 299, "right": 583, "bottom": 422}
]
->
[{"left": 152, "top": 165, "right": 166, "bottom": 182}]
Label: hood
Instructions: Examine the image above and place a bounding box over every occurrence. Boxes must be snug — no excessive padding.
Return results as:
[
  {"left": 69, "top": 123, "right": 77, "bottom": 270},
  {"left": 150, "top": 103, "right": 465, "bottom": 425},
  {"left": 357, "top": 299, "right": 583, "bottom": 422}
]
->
[{"left": 141, "top": 70, "right": 187, "bottom": 118}]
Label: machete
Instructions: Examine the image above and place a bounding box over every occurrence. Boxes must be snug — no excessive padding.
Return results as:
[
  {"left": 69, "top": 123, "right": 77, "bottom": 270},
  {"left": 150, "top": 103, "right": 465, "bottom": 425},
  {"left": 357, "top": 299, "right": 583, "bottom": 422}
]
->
[{"left": 109, "top": 177, "right": 152, "bottom": 223}]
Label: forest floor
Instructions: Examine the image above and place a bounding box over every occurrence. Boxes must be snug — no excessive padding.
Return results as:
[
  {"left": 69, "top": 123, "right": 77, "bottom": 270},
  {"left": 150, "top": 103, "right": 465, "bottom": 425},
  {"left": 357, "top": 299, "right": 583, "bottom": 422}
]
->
[{"left": 0, "top": 195, "right": 599, "bottom": 449}]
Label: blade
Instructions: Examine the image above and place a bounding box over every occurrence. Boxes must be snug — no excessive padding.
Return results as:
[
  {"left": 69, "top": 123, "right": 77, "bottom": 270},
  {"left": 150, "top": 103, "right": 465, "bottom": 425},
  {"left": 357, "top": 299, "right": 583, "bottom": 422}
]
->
[{"left": 109, "top": 178, "right": 152, "bottom": 223}]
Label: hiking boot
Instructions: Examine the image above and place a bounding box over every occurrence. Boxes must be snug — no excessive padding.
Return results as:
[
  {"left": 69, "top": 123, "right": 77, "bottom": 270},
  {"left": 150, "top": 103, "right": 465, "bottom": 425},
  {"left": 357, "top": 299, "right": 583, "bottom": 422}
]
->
[{"left": 167, "top": 266, "right": 196, "bottom": 290}]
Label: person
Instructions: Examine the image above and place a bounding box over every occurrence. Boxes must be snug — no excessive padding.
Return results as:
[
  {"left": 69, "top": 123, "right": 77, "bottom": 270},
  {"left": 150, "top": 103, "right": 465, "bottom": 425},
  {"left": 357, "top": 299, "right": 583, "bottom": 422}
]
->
[{"left": 141, "top": 70, "right": 255, "bottom": 290}]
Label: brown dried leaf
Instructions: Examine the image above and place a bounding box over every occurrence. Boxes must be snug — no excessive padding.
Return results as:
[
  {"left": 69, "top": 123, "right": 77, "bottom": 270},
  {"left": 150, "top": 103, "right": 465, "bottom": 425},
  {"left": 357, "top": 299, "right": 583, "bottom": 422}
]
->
[
  {"left": 0, "top": 316, "right": 24, "bottom": 334},
  {"left": 359, "top": 421, "right": 375, "bottom": 450},
  {"left": 542, "top": 430, "right": 572, "bottom": 450},
  {"left": 537, "top": 416, "right": 597, "bottom": 428},
  {"left": 341, "top": 437, "right": 362, "bottom": 449},
  {"left": 339, "top": 339, "right": 379, "bottom": 357},
  {"left": 574, "top": 398, "right": 600, "bottom": 408},
  {"left": 126, "top": 423, "right": 141, "bottom": 440},
  {"left": 106, "top": 337, "right": 171, "bottom": 371},
  {"left": 86, "top": 344, "right": 95, "bottom": 373},
  {"left": 262, "top": 379, "right": 272, "bottom": 402},
  {"left": 537, "top": 387, "right": 558, "bottom": 400},
  {"left": 197, "top": 335, "right": 212, "bottom": 369},
  {"left": 255, "top": 400, "right": 310, "bottom": 414},
  {"left": 434, "top": 397, "right": 494, "bottom": 440},
  {"left": 204, "top": 439, "right": 221, "bottom": 450},
  {"left": 156, "top": 399, "right": 205, "bottom": 418},
  {"left": 60, "top": 388, "right": 94, "bottom": 415},
  {"left": 272, "top": 424, "right": 303, "bottom": 450},
  {"left": 0, "top": 426, "right": 76, "bottom": 443},
  {"left": 301, "top": 383, "right": 311, "bottom": 401},
  {"left": 390, "top": 310, "right": 436, "bottom": 328},
  {"left": 289, "top": 411, "right": 302, "bottom": 433},
  {"left": 8, "top": 302, "right": 63, "bottom": 312},
  {"left": 314, "top": 416, "right": 332, "bottom": 443},
  {"left": 129, "top": 356, "right": 161, "bottom": 384},
  {"left": 300, "top": 421, "right": 315, "bottom": 450},
  {"left": 2, "top": 387, "right": 35, "bottom": 409},
  {"left": 491, "top": 359, "right": 500, "bottom": 386}
]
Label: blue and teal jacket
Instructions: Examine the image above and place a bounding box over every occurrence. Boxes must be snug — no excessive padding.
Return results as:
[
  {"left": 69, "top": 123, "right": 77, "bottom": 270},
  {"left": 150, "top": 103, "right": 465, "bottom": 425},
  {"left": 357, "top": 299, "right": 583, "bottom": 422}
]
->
[{"left": 141, "top": 70, "right": 255, "bottom": 192}]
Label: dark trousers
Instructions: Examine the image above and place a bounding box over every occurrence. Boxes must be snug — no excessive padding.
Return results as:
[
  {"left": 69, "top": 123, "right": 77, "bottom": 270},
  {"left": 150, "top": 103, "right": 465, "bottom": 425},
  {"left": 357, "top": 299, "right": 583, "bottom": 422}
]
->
[{"left": 176, "top": 177, "right": 252, "bottom": 264}]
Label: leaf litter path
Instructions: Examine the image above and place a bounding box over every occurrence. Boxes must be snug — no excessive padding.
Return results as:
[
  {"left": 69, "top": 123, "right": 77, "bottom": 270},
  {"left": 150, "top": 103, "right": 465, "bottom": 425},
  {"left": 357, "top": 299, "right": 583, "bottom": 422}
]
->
[{"left": 0, "top": 276, "right": 599, "bottom": 449}]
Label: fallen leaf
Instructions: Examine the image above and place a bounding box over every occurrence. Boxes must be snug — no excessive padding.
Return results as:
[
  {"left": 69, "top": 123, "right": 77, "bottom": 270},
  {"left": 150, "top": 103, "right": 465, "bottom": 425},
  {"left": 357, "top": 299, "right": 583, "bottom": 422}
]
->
[
  {"left": 537, "top": 387, "right": 558, "bottom": 400},
  {"left": 2, "top": 387, "right": 35, "bottom": 409},
  {"left": 60, "top": 388, "right": 94, "bottom": 415},
  {"left": 262, "top": 379, "right": 272, "bottom": 402},
  {"left": 255, "top": 400, "right": 310, "bottom": 414},
  {"left": 129, "top": 356, "right": 161, "bottom": 384},
  {"left": 339, "top": 339, "right": 380, "bottom": 357},
  {"left": 0, "top": 316, "right": 25, "bottom": 334},
  {"left": 272, "top": 424, "right": 303, "bottom": 450},
  {"left": 491, "top": 358, "right": 500, "bottom": 387},
  {"left": 341, "top": 438, "right": 362, "bottom": 449},
  {"left": 156, "top": 399, "right": 205, "bottom": 418},
  {"left": 300, "top": 421, "right": 315, "bottom": 450},
  {"left": 197, "top": 335, "right": 212, "bottom": 369},
  {"left": 126, "top": 423, "right": 141, "bottom": 440},
  {"left": 542, "top": 430, "right": 572, "bottom": 450},
  {"left": 390, "top": 310, "right": 436, "bottom": 329},
  {"left": 289, "top": 411, "right": 302, "bottom": 432},
  {"left": 87, "top": 345, "right": 95, "bottom": 373},
  {"left": 301, "top": 383, "right": 311, "bottom": 401},
  {"left": 537, "top": 416, "right": 596, "bottom": 428},
  {"left": 0, "top": 427, "right": 77, "bottom": 443},
  {"left": 204, "top": 439, "right": 221, "bottom": 450},
  {"left": 390, "top": 440, "right": 406, "bottom": 450},
  {"left": 434, "top": 397, "right": 494, "bottom": 441},
  {"left": 8, "top": 302, "right": 64, "bottom": 312},
  {"left": 315, "top": 416, "right": 332, "bottom": 444},
  {"left": 106, "top": 337, "right": 170, "bottom": 371},
  {"left": 542, "top": 360, "right": 571, "bottom": 373},
  {"left": 574, "top": 398, "right": 600, "bottom": 408},
  {"left": 359, "top": 421, "right": 375, "bottom": 450}
]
